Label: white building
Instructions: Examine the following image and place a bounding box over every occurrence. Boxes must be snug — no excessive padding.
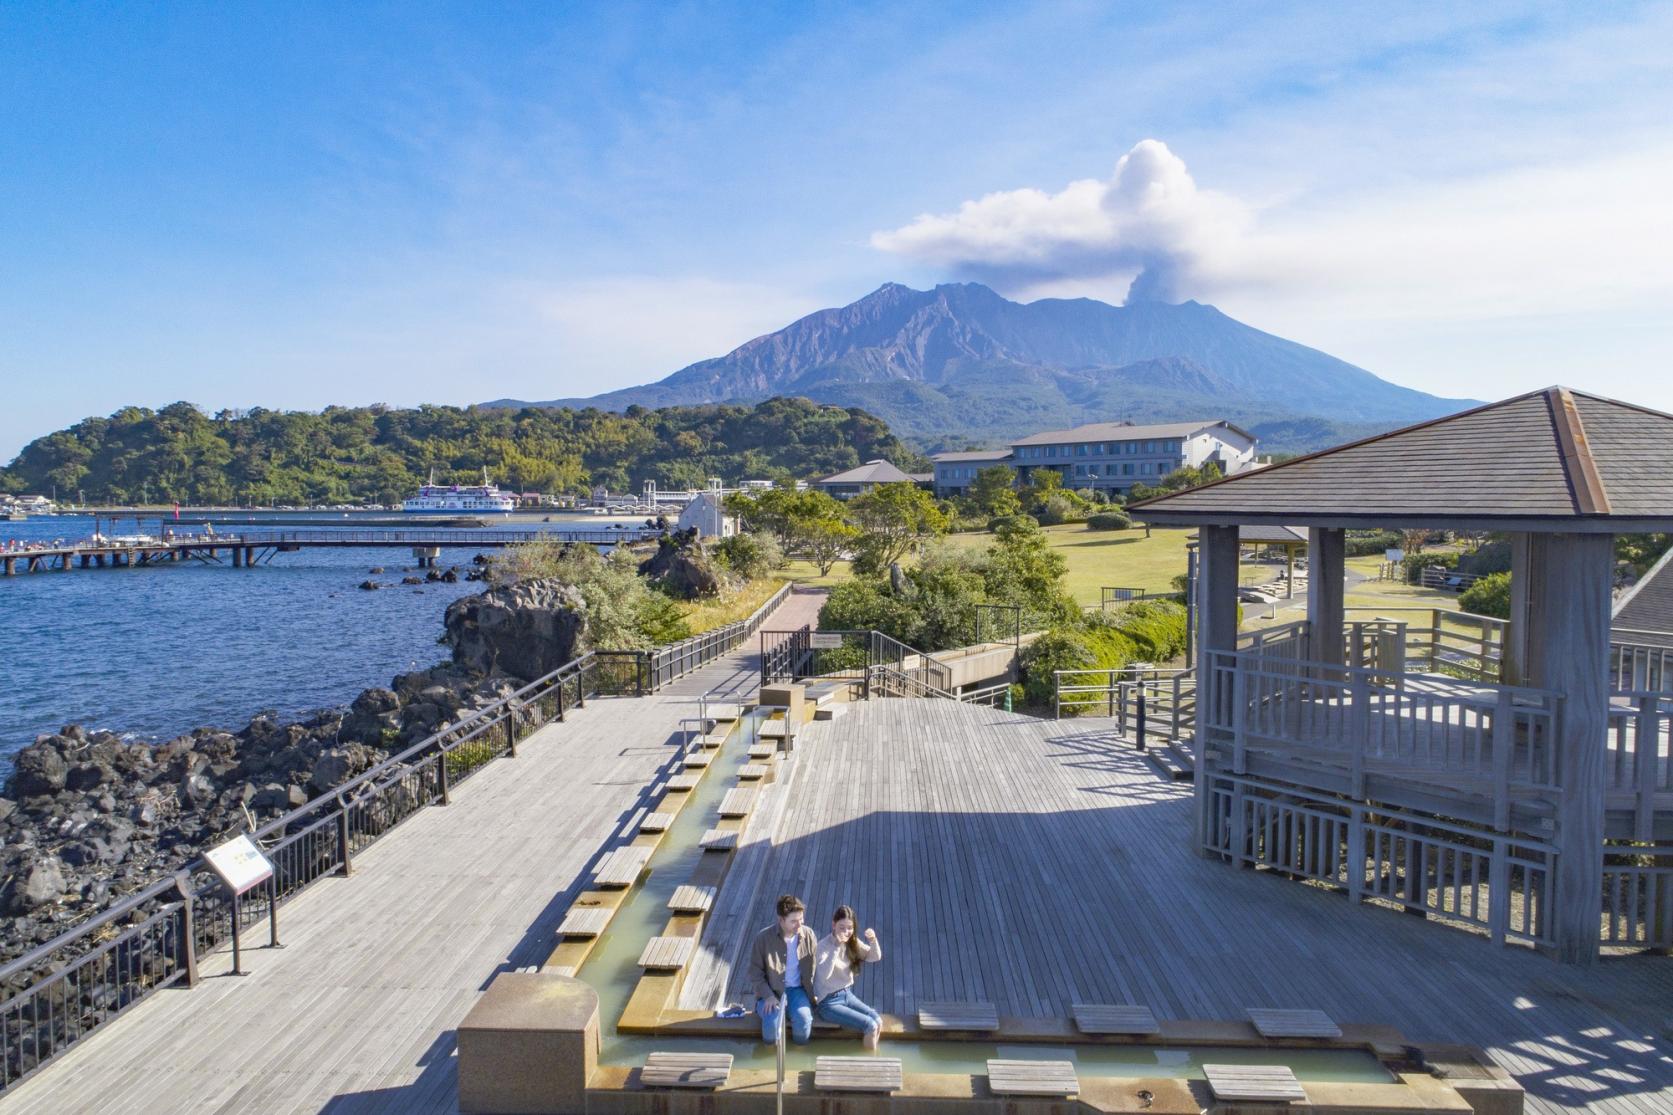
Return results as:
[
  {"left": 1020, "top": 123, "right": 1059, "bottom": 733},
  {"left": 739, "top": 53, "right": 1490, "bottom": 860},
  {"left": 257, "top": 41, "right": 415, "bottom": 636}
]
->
[{"left": 1008, "top": 419, "right": 1257, "bottom": 496}]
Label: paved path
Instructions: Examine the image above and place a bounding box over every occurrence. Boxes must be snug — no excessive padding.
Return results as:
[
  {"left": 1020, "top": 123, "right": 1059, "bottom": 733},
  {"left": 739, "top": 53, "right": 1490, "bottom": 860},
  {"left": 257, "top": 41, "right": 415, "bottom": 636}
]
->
[
  {"left": 692, "top": 698, "right": 1673, "bottom": 1115},
  {"left": 0, "top": 587, "right": 825, "bottom": 1115}
]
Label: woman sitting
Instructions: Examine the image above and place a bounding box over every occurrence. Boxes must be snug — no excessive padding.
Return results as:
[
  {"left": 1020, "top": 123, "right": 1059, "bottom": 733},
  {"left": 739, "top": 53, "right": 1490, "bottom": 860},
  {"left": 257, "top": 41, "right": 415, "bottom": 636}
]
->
[{"left": 811, "top": 904, "right": 884, "bottom": 1050}]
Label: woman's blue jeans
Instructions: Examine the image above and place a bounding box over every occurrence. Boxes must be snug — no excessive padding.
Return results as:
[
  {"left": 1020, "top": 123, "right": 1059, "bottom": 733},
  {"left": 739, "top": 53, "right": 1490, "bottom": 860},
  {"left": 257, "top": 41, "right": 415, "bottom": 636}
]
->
[{"left": 815, "top": 987, "right": 882, "bottom": 1034}]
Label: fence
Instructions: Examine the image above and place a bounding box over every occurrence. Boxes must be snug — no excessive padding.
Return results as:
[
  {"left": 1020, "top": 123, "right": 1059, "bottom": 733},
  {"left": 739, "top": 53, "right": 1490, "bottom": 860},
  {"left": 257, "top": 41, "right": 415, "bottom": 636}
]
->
[
  {"left": 1203, "top": 772, "right": 1557, "bottom": 947},
  {"left": 1601, "top": 844, "right": 1673, "bottom": 949},
  {"left": 759, "top": 627, "right": 953, "bottom": 695},
  {"left": 1604, "top": 690, "right": 1673, "bottom": 841},
  {"left": 0, "top": 580, "right": 795, "bottom": 1091},
  {"left": 1611, "top": 634, "right": 1673, "bottom": 692}
]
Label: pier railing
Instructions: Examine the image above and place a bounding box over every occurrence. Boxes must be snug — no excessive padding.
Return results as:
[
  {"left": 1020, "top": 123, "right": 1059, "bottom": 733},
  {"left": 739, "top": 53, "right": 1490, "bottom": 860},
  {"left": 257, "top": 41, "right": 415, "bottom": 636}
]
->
[{"left": 0, "top": 579, "right": 794, "bottom": 1091}]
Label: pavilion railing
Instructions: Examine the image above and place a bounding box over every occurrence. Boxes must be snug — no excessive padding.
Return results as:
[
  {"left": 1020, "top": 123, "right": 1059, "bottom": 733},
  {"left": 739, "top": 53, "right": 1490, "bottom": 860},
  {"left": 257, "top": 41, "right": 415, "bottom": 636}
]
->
[
  {"left": 1202, "top": 649, "right": 1565, "bottom": 826},
  {"left": 1601, "top": 843, "right": 1673, "bottom": 950},
  {"left": 1610, "top": 634, "right": 1673, "bottom": 693},
  {"left": 1204, "top": 772, "right": 1557, "bottom": 947},
  {"left": 0, "top": 580, "right": 797, "bottom": 1092},
  {"left": 1605, "top": 691, "right": 1673, "bottom": 842}
]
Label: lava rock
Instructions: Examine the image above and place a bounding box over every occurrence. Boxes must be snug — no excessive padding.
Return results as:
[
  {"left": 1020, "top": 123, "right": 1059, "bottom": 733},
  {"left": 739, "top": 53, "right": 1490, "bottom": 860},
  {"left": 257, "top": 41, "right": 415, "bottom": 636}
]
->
[
  {"left": 9, "top": 741, "right": 69, "bottom": 797},
  {"left": 442, "top": 579, "right": 586, "bottom": 681},
  {"left": 359, "top": 580, "right": 381, "bottom": 591},
  {"left": 11, "top": 857, "right": 66, "bottom": 912},
  {"left": 637, "top": 527, "right": 720, "bottom": 599}
]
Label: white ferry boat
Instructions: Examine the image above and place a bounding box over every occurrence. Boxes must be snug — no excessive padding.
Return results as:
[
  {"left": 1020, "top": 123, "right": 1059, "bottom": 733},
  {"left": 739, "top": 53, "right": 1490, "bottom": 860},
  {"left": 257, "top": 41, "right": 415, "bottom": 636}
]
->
[{"left": 402, "top": 469, "right": 517, "bottom": 515}]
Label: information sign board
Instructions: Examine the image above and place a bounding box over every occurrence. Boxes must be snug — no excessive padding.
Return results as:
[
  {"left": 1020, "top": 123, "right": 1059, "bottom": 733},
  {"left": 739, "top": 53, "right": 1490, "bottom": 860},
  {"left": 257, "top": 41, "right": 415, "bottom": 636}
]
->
[
  {"left": 205, "top": 834, "right": 275, "bottom": 895},
  {"left": 809, "top": 633, "right": 845, "bottom": 649}
]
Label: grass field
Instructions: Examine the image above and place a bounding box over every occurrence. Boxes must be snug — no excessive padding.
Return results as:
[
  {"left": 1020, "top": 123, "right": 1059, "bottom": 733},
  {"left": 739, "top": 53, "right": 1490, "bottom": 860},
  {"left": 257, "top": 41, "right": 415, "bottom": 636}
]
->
[{"left": 678, "top": 575, "right": 790, "bottom": 631}]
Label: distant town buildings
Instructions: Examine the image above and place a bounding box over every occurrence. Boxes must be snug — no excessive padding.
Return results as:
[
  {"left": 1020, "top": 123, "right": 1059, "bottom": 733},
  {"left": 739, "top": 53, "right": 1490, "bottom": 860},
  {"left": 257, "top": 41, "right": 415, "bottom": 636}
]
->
[{"left": 932, "top": 419, "right": 1259, "bottom": 497}]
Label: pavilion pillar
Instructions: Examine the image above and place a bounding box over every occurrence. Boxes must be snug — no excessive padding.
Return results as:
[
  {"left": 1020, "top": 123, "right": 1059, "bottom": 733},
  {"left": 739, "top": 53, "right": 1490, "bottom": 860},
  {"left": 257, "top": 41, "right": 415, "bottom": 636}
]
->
[
  {"left": 1306, "top": 527, "right": 1345, "bottom": 666},
  {"left": 1526, "top": 532, "right": 1612, "bottom": 965},
  {"left": 1502, "top": 533, "right": 1535, "bottom": 686},
  {"left": 1193, "top": 525, "right": 1240, "bottom": 855}
]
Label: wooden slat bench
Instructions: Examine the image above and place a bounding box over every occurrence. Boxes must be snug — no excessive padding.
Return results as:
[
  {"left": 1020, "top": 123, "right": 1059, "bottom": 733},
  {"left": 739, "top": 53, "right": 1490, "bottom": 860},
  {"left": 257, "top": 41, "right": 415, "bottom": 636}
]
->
[
  {"left": 699, "top": 828, "right": 738, "bottom": 851},
  {"left": 919, "top": 1001, "right": 998, "bottom": 1031},
  {"left": 665, "top": 773, "right": 700, "bottom": 792},
  {"left": 815, "top": 1056, "right": 904, "bottom": 1093},
  {"left": 668, "top": 884, "right": 716, "bottom": 913},
  {"left": 718, "top": 787, "right": 757, "bottom": 818},
  {"left": 639, "top": 812, "right": 673, "bottom": 834},
  {"left": 557, "top": 906, "right": 613, "bottom": 937},
  {"left": 986, "top": 1059, "right": 1078, "bottom": 1097},
  {"left": 549, "top": 964, "right": 577, "bottom": 977},
  {"left": 1203, "top": 1063, "right": 1307, "bottom": 1102},
  {"left": 1246, "top": 1008, "right": 1342, "bottom": 1039},
  {"left": 737, "top": 763, "right": 767, "bottom": 780},
  {"left": 706, "top": 702, "right": 742, "bottom": 721},
  {"left": 748, "top": 744, "right": 777, "bottom": 760},
  {"left": 638, "top": 936, "right": 696, "bottom": 970},
  {"left": 1071, "top": 1003, "right": 1160, "bottom": 1035},
  {"left": 593, "top": 847, "right": 652, "bottom": 888},
  {"left": 701, "top": 731, "right": 729, "bottom": 749},
  {"left": 759, "top": 721, "right": 789, "bottom": 739},
  {"left": 683, "top": 751, "right": 713, "bottom": 769},
  {"left": 641, "top": 1051, "right": 732, "bottom": 1089}
]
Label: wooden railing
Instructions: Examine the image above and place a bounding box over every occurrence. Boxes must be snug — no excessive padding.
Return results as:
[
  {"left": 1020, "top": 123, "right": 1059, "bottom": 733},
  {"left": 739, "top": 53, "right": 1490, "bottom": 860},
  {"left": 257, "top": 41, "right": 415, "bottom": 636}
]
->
[
  {"left": 1203, "top": 649, "right": 1563, "bottom": 830},
  {"left": 1601, "top": 843, "right": 1673, "bottom": 949},
  {"left": 1611, "top": 634, "right": 1673, "bottom": 692},
  {"left": 1605, "top": 691, "right": 1673, "bottom": 841}
]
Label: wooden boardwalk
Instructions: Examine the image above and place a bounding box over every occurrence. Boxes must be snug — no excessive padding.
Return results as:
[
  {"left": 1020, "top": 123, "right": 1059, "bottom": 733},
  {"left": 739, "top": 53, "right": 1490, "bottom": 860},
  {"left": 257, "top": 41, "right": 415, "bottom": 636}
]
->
[
  {"left": 691, "top": 698, "right": 1673, "bottom": 1115},
  {"left": 0, "top": 589, "right": 825, "bottom": 1115}
]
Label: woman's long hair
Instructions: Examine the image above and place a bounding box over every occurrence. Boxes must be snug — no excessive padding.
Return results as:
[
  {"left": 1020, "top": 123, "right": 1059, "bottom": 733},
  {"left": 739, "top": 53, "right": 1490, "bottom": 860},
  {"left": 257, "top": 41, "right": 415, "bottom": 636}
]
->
[{"left": 832, "top": 905, "right": 865, "bottom": 970}]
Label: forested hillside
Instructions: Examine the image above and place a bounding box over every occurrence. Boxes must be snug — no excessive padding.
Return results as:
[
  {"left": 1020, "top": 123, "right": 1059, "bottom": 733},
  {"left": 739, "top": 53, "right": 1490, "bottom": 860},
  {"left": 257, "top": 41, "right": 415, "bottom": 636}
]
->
[{"left": 0, "top": 398, "right": 926, "bottom": 505}]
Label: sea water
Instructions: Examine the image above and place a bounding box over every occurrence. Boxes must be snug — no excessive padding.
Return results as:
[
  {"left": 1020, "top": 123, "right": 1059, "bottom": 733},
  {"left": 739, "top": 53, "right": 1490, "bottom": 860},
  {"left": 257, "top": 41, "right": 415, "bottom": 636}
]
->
[{"left": 0, "top": 511, "right": 638, "bottom": 771}]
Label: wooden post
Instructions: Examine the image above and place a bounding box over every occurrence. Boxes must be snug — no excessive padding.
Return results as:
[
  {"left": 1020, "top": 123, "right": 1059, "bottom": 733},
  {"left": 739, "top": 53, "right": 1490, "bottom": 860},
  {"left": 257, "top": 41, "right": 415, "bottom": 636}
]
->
[
  {"left": 1503, "top": 533, "right": 1532, "bottom": 685},
  {"left": 1286, "top": 545, "right": 1296, "bottom": 600},
  {"left": 1194, "top": 525, "right": 1240, "bottom": 855},
  {"left": 1306, "top": 528, "right": 1345, "bottom": 671},
  {"left": 1527, "top": 531, "right": 1613, "bottom": 964}
]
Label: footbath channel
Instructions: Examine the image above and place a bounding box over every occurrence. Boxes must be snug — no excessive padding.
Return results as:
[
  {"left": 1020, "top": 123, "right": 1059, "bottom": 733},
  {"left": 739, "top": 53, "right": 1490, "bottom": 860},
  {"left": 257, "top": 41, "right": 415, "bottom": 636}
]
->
[{"left": 567, "top": 704, "right": 1393, "bottom": 1084}]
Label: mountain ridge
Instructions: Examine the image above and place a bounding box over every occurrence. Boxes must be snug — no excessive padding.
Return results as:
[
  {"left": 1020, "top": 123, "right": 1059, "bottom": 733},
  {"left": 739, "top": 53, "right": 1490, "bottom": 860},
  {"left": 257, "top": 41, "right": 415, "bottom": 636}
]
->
[{"left": 487, "top": 282, "right": 1478, "bottom": 454}]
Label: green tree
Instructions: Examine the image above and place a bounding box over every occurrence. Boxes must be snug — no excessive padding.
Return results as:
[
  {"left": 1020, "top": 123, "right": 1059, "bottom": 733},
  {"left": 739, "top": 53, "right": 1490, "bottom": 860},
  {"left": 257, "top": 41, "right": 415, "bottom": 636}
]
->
[
  {"left": 969, "top": 465, "right": 1021, "bottom": 518},
  {"left": 802, "top": 517, "right": 860, "bottom": 576},
  {"left": 845, "top": 482, "right": 949, "bottom": 570}
]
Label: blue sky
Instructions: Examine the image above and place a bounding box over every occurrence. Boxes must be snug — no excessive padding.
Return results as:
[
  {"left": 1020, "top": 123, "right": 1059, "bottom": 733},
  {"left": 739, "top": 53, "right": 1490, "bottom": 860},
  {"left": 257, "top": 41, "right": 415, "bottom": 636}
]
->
[{"left": 3, "top": 2, "right": 1671, "bottom": 461}]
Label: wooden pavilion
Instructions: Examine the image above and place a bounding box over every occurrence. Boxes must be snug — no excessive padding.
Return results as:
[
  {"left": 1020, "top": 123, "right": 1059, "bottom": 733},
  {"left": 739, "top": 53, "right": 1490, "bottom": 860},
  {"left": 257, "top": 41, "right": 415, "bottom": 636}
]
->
[{"left": 1130, "top": 386, "right": 1673, "bottom": 964}]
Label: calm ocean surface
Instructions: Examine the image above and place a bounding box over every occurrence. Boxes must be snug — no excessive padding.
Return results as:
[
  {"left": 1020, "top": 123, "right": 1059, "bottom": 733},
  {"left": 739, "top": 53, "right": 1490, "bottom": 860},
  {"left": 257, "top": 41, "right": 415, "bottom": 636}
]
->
[{"left": 0, "top": 511, "right": 638, "bottom": 771}]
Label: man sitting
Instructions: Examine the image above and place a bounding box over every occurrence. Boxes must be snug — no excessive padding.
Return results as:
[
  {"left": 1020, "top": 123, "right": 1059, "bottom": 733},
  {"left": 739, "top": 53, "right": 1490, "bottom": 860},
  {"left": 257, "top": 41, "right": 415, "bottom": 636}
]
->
[{"left": 749, "top": 893, "right": 817, "bottom": 1044}]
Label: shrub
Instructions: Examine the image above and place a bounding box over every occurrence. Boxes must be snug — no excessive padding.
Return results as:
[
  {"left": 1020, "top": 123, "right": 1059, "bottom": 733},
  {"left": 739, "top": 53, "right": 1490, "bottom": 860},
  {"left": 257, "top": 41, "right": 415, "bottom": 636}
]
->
[
  {"left": 1459, "top": 571, "right": 1512, "bottom": 619},
  {"left": 988, "top": 513, "right": 1038, "bottom": 533},
  {"left": 1034, "top": 493, "right": 1082, "bottom": 526},
  {"left": 1103, "top": 600, "right": 1188, "bottom": 660},
  {"left": 1085, "top": 510, "right": 1132, "bottom": 531},
  {"left": 1458, "top": 539, "right": 1512, "bottom": 576},
  {"left": 1345, "top": 529, "right": 1403, "bottom": 557},
  {"left": 1019, "top": 629, "right": 1097, "bottom": 707},
  {"left": 1403, "top": 552, "right": 1458, "bottom": 585},
  {"left": 711, "top": 532, "right": 783, "bottom": 580}
]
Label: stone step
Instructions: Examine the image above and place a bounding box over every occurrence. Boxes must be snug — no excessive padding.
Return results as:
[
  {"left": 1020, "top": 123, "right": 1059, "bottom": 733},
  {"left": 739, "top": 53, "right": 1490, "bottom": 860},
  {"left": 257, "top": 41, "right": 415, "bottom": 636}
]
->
[{"left": 1145, "top": 747, "right": 1192, "bottom": 782}]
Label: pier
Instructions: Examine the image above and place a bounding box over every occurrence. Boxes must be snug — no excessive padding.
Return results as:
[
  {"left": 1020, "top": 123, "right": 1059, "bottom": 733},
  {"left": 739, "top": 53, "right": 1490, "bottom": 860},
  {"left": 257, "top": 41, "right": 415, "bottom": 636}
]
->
[{"left": 0, "top": 526, "right": 664, "bottom": 577}]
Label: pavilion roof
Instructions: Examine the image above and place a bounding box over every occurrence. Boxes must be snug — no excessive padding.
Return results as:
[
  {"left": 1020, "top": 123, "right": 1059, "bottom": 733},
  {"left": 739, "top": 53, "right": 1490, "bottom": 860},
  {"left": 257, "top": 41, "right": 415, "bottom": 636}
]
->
[{"left": 1129, "top": 387, "right": 1673, "bottom": 532}]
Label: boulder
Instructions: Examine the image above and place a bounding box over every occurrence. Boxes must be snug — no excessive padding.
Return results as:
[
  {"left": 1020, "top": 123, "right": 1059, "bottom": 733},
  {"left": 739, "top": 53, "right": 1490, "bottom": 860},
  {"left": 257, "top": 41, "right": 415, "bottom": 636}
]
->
[
  {"left": 11, "top": 857, "right": 66, "bottom": 912},
  {"left": 341, "top": 687, "right": 401, "bottom": 747},
  {"left": 443, "top": 579, "right": 586, "bottom": 681},
  {"left": 9, "top": 741, "right": 69, "bottom": 797},
  {"left": 359, "top": 580, "right": 381, "bottom": 591},
  {"left": 637, "top": 528, "right": 720, "bottom": 599}
]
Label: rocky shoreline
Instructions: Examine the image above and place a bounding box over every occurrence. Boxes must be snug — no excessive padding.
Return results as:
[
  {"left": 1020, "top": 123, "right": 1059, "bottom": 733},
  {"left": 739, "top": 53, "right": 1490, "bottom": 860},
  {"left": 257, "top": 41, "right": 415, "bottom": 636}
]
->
[{"left": 0, "top": 576, "right": 586, "bottom": 965}]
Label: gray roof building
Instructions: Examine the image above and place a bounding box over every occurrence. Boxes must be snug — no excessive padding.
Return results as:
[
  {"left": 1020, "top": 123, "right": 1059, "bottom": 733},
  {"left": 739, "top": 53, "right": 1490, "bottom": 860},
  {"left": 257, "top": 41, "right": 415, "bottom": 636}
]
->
[
  {"left": 815, "top": 459, "right": 917, "bottom": 486},
  {"left": 1614, "top": 546, "right": 1673, "bottom": 650},
  {"left": 1128, "top": 387, "right": 1673, "bottom": 532},
  {"left": 1011, "top": 418, "right": 1252, "bottom": 446}
]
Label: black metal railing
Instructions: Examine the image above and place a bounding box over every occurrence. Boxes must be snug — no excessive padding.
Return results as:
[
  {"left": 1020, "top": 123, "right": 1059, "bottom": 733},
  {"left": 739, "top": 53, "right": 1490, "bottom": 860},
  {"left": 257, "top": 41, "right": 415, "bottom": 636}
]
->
[{"left": 0, "top": 579, "right": 794, "bottom": 1091}]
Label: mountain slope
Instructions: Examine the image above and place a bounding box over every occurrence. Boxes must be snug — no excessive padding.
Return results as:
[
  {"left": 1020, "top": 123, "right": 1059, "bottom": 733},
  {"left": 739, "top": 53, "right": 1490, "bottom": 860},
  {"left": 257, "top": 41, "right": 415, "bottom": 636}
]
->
[{"left": 489, "top": 282, "right": 1476, "bottom": 453}]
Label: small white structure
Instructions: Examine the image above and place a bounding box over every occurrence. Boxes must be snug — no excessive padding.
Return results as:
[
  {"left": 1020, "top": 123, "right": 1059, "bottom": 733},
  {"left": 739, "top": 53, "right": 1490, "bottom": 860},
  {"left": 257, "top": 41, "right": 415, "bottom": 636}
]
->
[{"left": 675, "top": 484, "right": 735, "bottom": 538}]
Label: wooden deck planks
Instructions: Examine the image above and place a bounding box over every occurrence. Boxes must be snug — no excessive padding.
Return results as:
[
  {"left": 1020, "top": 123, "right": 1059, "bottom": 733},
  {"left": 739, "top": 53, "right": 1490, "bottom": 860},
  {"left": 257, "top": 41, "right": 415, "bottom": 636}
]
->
[
  {"left": 815, "top": 1056, "right": 903, "bottom": 1093},
  {"left": 1203, "top": 1063, "right": 1307, "bottom": 1102},
  {"left": 639, "top": 936, "right": 696, "bottom": 970},
  {"left": 748, "top": 743, "right": 777, "bottom": 760},
  {"left": 918, "top": 1001, "right": 998, "bottom": 1031},
  {"left": 593, "top": 846, "right": 652, "bottom": 887},
  {"left": 1247, "top": 1007, "right": 1343, "bottom": 1039},
  {"left": 665, "top": 773, "right": 701, "bottom": 792},
  {"left": 668, "top": 885, "right": 716, "bottom": 913},
  {"left": 718, "top": 787, "right": 757, "bottom": 817},
  {"left": 692, "top": 698, "right": 1673, "bottom": 1115},
  {"left": 639, "top": 811, "right": 674, "bottom": 833},
  {"left": 986, "top": 1059, "right": 1078, "bottom": 1096},
  {"left": 640, "top": 1051, "right": 732, "bottom": 1089},
  {"left": 1072, "top": 1003, "right": 1159, "bottom": 1035},
  {"left": 557, "top": 906, "right": 613, "bottom": 937},
  {"left": 699, "top": 828, "right": 738, "bottom": 852},
  {"left": 737, "top": 763, "right": 767, "bottom": 780}
]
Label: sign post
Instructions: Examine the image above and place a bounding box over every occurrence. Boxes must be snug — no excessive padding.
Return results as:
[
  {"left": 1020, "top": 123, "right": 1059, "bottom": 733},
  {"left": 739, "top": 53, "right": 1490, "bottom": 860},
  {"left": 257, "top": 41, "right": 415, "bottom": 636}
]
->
[{"left": 205, "top": 834, "right": 276, "bottom": 977}]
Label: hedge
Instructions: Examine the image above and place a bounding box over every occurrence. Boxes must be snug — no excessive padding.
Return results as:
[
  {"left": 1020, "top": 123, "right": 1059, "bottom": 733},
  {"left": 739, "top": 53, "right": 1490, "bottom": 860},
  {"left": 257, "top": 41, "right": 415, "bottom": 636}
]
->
[
  {"left": 1019, "top": 599, "right": 1190, "bottom": 711},
  {"left": 1085, "top": 511, "right": 1132, "bottom": 531}
]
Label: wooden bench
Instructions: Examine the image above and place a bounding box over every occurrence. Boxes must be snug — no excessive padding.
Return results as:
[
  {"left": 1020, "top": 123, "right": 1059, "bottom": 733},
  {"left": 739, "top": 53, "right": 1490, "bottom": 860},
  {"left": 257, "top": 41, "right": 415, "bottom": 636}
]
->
[
  {"left": 706, "top": 702, "right": 742, "bottom": 721},
  {"left": 1071, "top": 1003, "right": 1159, "bottom": 1035},
  {"left": 641, "top": 1051, "right": 732, "bottom": 1089},
  {"left": 718, "top": 787, "right": 757, "bottom": 818},
  {"left": 919, "top": 1001, "right": 998, "bottom": 1031},
  {"left": 1246, "top": 1008, "right": 1342, "bottom": 1039},
  {"left": 737, "top": 763, "right": 767, "bottom": 780},
  {"left": 748, "top": 744, "right": 776, "bottom": 760},
  {"left": 815, "top": 1056, "right": 904, "bottom": 1093},
  {"left": 699, "top": 828, "right": 738, "bottom": 851},
  {"left": 638, "top": 936, "right": 695, "bottom": 970},
  {"left": 593, "top": 846, "right": 652, "bottom": 888},
  {"left": 1203, "top": 1064, "right": 1307, "bottom": 1102},
  {"left": 639, "top": 812, "right": 674, "bottom": 834},
  {"left": 986, "top": 1059, "right": 1078, "bottom": 1097},
  {"left": 665, "top": 773, "right": 700, "bottom": 792},
  {"left": 549, "top": 964, "right": 577, "bottom": 977},
  {"left": 668, "top": 884, "right": 716, "bottom": 913},
  {"left": 701, "top": 730, "right": 729, "bottom": 749},
  {"left": 683, "top": 751, "right": 713, "bottom": 769},
  {"left": 557, "top": 906, "right": 612, "bottom": 937},
  {"left": 759, "top": 721, "right": 789, "bottom": 739}
]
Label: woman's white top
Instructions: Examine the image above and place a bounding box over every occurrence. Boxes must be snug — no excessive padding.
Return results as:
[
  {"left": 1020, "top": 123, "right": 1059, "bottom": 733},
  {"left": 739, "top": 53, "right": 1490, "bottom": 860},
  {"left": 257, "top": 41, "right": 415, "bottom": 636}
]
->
[{"left": 811, "top": 931, "right": 882, "bottom": 1001}]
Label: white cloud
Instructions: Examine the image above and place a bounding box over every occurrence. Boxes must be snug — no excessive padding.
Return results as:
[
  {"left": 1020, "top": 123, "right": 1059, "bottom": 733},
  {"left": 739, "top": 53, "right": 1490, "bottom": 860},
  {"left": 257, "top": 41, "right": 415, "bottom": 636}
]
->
[{"left": 870, "top": 140, "right": 1254, "bottom": 302}]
